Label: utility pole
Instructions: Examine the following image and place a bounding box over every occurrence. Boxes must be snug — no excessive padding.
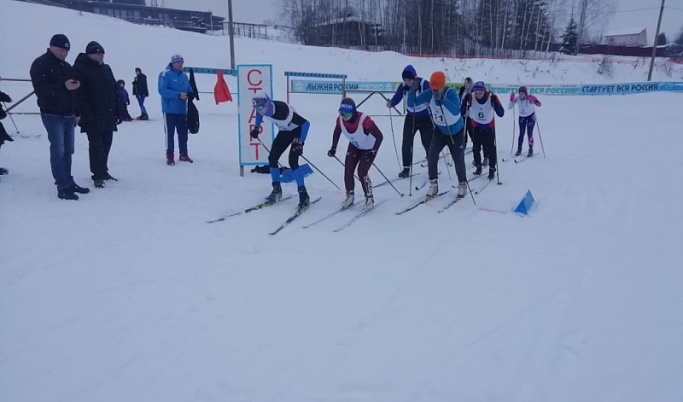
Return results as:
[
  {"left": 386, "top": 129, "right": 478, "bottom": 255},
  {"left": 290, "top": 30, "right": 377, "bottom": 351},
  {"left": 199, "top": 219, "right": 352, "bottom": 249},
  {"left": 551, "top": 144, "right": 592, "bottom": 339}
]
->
[
  {"left": 647, "top": 0, "right": 666, "bottom": 81},
  {"left": 228, "top": 0, "right": 236, "bottom": 70}
]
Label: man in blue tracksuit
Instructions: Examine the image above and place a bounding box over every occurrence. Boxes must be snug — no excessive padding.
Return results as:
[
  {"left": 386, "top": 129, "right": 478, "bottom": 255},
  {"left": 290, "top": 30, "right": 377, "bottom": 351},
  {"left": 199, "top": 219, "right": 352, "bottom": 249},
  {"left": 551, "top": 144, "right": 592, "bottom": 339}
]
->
[
  {"left": 386, "top": 65, "right": 433, "bottom": 178},
  {"left": 158, "top": 54, "right": 194, "bottom": 166},
  {"left": 408, "top": 71, "right": 468, "bottom": 199}
]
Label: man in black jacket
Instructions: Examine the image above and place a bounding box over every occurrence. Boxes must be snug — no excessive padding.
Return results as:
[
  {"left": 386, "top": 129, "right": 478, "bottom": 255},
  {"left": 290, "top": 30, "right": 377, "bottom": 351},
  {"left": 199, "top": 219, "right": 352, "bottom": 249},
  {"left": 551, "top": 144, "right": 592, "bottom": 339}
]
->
[
  {"left": 132, "top": 67, "right": 149, "bottom": 120},
  {"left": 74, "top": 41, "right": 123, "bottom": 188},
  {"left": 0, "top": 89, "right": 14, "bottom": 179},
  {"left": 30, "top": 34, "right": 90, "bottom": 200}
]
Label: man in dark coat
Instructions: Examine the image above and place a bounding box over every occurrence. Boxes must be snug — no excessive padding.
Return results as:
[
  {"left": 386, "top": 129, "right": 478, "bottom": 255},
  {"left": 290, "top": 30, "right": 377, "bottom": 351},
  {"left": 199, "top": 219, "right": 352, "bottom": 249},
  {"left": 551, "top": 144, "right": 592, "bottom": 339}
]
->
[
  {"left": 74, "top": 40, "right": 123, "bottom": 188},
  {"left": 30, "top": 34, "right": 90, "bottom": 200},
  {"left": 0, "top": 89, "right": 14, "bottom": 178},
  {"left": 132, "top": 67, "right": 149, "bottom": 120}
]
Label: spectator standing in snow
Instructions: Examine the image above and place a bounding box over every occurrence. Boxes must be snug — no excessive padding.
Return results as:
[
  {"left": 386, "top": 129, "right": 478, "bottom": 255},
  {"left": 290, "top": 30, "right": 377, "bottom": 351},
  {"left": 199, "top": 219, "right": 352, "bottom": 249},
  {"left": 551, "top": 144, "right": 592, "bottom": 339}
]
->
[
  {"left": 132, "top": 67, "right": 149, "bottom": 120},
  {"left": 30, "top": 34, "right": 90, "bottom": 200},
  {"left": 408, "top": 71, "right": 468, "bottom": 199},
  {"left": 0, "top": 89, "right": 14, "bottom": 179},
  {"left": 73, "top": 40, "right": 123, "bottom": 189},
  {"left": 250, "top": 91, "right": 312, "bottom": 210},
  {"left": 158, "top": 54, "right": 194, "bottom": 166},
  {"left": 327, "top": 98, "right": 384, "bottom": 211},
  {"left": 508, "top": 86, "right": 541, "bottom": 157},
  {"left": 460, "top": 81, "right": 505, "bottom": 180},
  {"left": 117, "top": 80, "right": 133, "bottom": 121},
  {"left": 386, "top": 65, "right": 432, "bottom": 178}
]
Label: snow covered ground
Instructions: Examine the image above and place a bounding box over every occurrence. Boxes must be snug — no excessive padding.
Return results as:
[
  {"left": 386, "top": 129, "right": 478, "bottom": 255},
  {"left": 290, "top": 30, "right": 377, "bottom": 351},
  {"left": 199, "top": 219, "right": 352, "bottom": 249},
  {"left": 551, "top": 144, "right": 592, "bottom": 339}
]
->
[{"left": 1, "top": 1, "right": 682, "bottom": 401}]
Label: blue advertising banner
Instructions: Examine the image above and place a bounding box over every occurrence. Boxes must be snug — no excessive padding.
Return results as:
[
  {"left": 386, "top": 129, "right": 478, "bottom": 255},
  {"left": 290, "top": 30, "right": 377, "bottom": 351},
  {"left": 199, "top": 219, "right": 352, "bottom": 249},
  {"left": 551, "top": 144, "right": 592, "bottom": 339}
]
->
[
  {"left": 292, "top": 79, "right": 683, "bottom": 96},
  {"left": 291, "top": 80, "right": 397, "bottom": 94}
]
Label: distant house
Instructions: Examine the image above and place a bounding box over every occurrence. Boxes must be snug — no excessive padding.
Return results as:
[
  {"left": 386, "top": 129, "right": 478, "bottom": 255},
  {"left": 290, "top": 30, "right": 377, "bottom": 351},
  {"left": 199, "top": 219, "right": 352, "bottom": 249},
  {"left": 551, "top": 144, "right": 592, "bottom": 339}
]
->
[
  {"left": 307, "top": 9, "right": 383, "bottom": 49},
  {"left": 602, "top": 27, "right": 648, "bottom": 47},
  {"left": 25, "top": 0, "right": 225, "bottom": 33}
]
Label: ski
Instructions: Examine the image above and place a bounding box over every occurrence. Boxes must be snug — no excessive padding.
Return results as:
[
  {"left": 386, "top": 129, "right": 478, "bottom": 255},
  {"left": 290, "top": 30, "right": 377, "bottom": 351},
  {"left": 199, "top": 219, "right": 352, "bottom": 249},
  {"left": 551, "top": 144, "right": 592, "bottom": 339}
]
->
[
  {"left": 375, "top": 172, "right": 420, "bottom": 189},
  {"left": 245, "top": 195, "right": 295, "bottom": 213},
  {"left": 438, "top": 195, "right": 466, "bottom": 213},
  {"left": 395, "top": 191, "right": 450, "bottom": 215},
  {"left": 414, "top": 171, "right": 441, "bottom": 191},
  {"left": 333, "top": 200, "right": 387, "bottom": 232},
  {"left": 302, "top": 203, "right": 355, "bottom": 229},
  {"left": 474, "top": 178, "right": 503, "bottom": 195},
  {"left": 269, "top": 196, "right": 322, "bottom": 235},
  {"left": 206, "top": 195, "right": 294, "bottom": 223},
  {"left": 514, "top": 155, "right": 532, "bottom": 163}
]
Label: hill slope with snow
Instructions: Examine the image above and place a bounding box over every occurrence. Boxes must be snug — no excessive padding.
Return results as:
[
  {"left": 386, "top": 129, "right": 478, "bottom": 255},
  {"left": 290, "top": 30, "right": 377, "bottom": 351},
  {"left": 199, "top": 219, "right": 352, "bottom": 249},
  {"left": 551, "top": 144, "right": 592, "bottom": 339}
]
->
[{"left": 1, "top": 1, "right": 682, "bottom": 402}]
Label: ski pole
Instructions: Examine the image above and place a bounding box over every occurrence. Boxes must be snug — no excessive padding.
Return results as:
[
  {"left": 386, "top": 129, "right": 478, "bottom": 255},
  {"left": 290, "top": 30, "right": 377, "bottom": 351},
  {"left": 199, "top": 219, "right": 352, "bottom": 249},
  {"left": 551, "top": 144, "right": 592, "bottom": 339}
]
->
[
  {"left": 333, "top": 154, "right": 361, "bottom": 183},
  {"left": 536, "top": 116, "right": 546, "bottom": 159},
  {"left": 510, "top": 100, "right": 516, "bottom": 155},
  {"left": 298, "top": 154, "right": 340, "bottom": 190},
  {"left": 2, "top": 102, "right": 20, "bottom": 134},
  {"left": 372, "top": 162, "right": 404, "bottom": 197},
  {"left": 388, "top": 106, "right": 402, "bottom": 171}
]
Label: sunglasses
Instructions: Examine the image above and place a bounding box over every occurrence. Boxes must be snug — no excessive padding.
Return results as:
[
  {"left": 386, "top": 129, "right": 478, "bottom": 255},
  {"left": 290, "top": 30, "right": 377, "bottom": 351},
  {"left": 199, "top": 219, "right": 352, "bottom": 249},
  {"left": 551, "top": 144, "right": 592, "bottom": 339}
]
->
[
  {"left": 340, "top": 111, "right": 353, "bottom": 118},
  {"left": 254, "top": 105, "right": 265, "bottom": 110}
]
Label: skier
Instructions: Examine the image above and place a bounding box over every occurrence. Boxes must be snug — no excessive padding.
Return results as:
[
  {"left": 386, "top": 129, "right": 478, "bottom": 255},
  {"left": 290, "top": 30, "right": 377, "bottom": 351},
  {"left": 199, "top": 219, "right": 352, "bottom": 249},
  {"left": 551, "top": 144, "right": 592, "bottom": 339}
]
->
[
  {"left": 458, "top": 77, "right": 473, "bottom": 146},
  {"left": 509, "top": 86, "right": 541, "bottom": 157},
  {"left": 132, "top": 67, "right": 149, "bottom": 120},
  {"left": 116, "top": 80, "right": 133, "bottom": 121},
  {"left": 460, "top": 81, "right": 505, "bottom": 179},
  {"left": 385, "top": 65, "right": 432, "bottom": 178},
  {"left": 250, "top": 91, "right": 312, "bottom": 210},
  {"left": 408, "top": 71, "right": 468, "bottom": 199},
  {"left": 327, "top": 98, "right": 384, "bottom": 210}
]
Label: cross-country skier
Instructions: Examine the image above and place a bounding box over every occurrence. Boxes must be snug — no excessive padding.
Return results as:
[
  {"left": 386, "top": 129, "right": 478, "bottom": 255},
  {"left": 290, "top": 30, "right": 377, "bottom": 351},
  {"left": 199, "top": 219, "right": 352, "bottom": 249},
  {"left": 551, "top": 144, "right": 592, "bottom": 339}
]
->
[
  {"left": 508, "top": 86, "right": 541, "bottom": 157},
  {"left": 250, "top": 91, "right": 312, "bottom": 210},
  {"left": 460, "top": 81, "right": 504, "bottom": 179},
  {"left": 327, "top": 98, "right": 384, "bottom": 211},
  {"left": 408, "top": 71, "right": 468, "bottom": 199},
  {"left": 386, "top": 65, "right": 433, "bottom": 178}
]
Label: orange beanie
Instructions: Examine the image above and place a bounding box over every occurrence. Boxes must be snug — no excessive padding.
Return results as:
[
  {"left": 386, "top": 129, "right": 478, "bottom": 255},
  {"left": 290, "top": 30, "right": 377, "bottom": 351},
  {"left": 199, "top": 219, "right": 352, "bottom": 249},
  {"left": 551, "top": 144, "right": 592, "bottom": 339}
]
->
[{"left": 430, "top": 71, "right": 446, "bottom": 90}]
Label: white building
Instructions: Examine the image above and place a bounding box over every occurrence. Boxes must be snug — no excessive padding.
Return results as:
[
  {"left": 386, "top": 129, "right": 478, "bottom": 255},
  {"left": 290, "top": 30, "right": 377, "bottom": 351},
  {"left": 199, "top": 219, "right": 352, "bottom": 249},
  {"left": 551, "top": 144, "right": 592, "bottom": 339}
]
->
[{"left": 601, "top": 27, "right": 648, "bottom": 47}]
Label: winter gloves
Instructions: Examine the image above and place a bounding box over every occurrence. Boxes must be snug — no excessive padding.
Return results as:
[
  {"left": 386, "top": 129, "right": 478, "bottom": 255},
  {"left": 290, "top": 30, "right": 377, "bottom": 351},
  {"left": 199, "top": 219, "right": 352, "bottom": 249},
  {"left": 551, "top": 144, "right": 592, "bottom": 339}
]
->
[
  {"left": 250, "top": 127, "right": 260, "bottom": 139},
  {"left": 327, "top": 147, "right": 336, "bottom": 157},
  {"left": 291, "top": 138, "right": 304, "bottom": 157},
  {"left": 509, "top": 92, "right": 515, "bottom": 101}
]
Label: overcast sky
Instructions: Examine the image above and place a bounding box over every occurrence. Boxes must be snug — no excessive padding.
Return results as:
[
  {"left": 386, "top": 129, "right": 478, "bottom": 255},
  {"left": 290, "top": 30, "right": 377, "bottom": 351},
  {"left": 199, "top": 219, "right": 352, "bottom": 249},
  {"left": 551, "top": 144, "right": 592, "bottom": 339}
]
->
[{"left": 160, "top": 0, "right": 681, "bottom": 43}]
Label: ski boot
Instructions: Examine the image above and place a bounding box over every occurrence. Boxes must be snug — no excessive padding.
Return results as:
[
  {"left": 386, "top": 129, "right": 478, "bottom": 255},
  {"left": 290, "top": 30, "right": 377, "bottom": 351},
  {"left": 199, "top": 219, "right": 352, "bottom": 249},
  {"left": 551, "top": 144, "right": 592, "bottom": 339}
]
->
[
  {"left": 488, "top": 167, "right": 496, "bottom": 180},
  {"left": 341, "top": 191, "right": 354, "bottom": 210},
  {"left": 265, "top": 182, "right": 282, "bottom": 204},
  {"left": 426, "top": 179, "right": 438, "bottom": 199},
  {"left": 297, "top": 185, "right": 310, "bottom": 210},
  {"left": 473, "top": 165, "right": 482, "bottom": 175},
  {"left": 515, "top": 147, "right": 522, "bottom": 156},
  {"left": 363, "top": 195, "right": 374, "bottom": 211},
  {"left": 457, "top": 181, "right": 467, "bottom": 198},
  {"left": 527, "top": 148, "right": 533, "bottom": 157},
  {"left": 166, "top": 154, "right": 175, "bottom": 166},
  {"left": 398, "top": 168, "right": 410, "bottom": 178}
]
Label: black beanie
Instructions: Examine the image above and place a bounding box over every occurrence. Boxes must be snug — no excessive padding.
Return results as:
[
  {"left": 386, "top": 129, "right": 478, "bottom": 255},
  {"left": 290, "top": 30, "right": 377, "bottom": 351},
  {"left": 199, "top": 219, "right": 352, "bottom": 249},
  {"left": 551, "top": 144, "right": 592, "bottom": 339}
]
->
[
  {"left": 402, "top": 70, "right": 415, "bottom": 80},
  {"left": 86, "top": 41, "right": 105, "bottom": 55},
  {"left": 49, "top": 34, "right": 70, "bottom": 50}
]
